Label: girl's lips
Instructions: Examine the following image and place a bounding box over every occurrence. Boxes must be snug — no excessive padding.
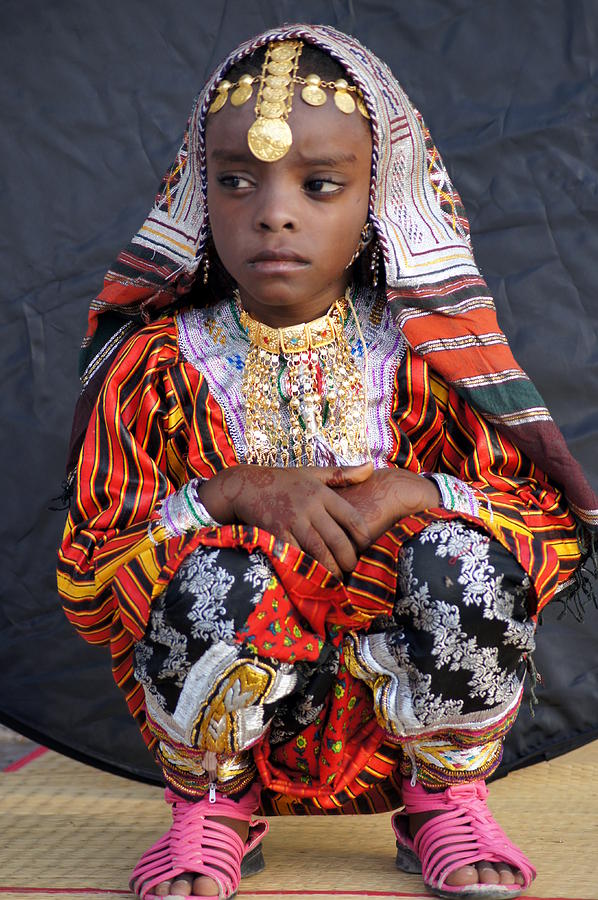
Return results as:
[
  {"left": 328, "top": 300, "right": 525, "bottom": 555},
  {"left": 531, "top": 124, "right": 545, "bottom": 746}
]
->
[{"left": 248, "top": 259, "right": 310, "bottom": 274}]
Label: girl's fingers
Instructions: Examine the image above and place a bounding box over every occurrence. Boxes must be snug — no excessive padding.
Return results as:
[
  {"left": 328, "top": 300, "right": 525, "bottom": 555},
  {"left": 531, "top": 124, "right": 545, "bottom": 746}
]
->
[
  {"left": 291, "top": 521, "right": 344, "bottom": 578},
  {"left": 311, "top": 462, "right": 374, "bottom": 489},
  {"left": 302, "top": 514, "right": 359, "bottom": 575},
  {"left": 323, "top": 490, "right": 372, "bottom": 550},
  {"left": 280, "top": 530, "right": 301, "bottom": 550},
  {"left": 341, "top": 461, "right": 374, "bottom": 484}
]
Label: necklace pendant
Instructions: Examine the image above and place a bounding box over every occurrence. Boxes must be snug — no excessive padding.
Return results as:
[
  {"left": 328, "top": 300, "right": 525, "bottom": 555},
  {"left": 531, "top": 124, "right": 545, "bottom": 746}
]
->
[{"left": 279, "top": 324, "right": 310, "bottom": 354}]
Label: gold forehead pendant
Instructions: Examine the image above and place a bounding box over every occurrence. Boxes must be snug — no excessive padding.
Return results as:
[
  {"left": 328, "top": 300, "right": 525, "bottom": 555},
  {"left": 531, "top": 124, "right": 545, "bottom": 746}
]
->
[
  {"left": 207, "top": 40, "right": 370, "bottom": 162},
  {"left": 247, "top": 41, "right": 300, "bottom": 162}
]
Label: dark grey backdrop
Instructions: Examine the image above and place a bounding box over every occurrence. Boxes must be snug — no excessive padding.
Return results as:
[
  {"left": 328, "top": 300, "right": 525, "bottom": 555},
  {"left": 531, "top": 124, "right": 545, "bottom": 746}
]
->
[{"left": 1, "top": 0, "right": 597, "bottom": 785}]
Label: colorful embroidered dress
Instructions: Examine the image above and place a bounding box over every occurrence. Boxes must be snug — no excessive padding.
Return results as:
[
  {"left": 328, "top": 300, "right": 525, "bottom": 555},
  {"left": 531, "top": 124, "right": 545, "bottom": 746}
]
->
[
  {"left": 58, "top": 288, "right": 579, "bottom": 811},
  {"left": 57, "top": 23, "right": 596, "bottom": 815}
]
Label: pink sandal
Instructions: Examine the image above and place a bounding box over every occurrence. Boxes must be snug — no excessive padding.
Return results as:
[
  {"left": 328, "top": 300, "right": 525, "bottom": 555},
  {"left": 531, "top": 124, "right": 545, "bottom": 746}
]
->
[
  {"left": 392, "top": 779, "right": 536, "bottom": 899},
  {"left": 130, "top": 783, "right": 268, "bottom": 900}
]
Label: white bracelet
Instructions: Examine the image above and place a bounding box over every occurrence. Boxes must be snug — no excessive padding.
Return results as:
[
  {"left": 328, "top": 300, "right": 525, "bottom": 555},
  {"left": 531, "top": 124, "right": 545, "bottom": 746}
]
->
[
  {"left": 159, "top": 478, "right": 221, "bottom": 537},
  {"left": 147, "top": 519, "right": 160, "bottom": 545}
]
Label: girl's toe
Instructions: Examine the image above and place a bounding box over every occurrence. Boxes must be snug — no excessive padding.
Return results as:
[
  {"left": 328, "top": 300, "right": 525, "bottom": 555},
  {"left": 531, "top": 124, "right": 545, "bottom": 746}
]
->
[
  {"left": 192, "top": 873, "right": 220, "bottom": 895},
  {"left": 495, "top": 862, "right": 519, "bottom": 885},
  {"left": 477, "top": 862, "right": 500, "bottom": 884},
  {"left": 170, "top": 874, "right": 194, "bottom": 895},
  {"left": 444, "top": 864, "right": 479, "bottom": 886}
]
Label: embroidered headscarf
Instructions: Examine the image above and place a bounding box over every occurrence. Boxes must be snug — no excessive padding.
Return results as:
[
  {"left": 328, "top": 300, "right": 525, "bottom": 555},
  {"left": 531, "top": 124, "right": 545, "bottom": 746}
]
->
[{"left": 68, "top": 23, "right": 598, "bottom": 532}]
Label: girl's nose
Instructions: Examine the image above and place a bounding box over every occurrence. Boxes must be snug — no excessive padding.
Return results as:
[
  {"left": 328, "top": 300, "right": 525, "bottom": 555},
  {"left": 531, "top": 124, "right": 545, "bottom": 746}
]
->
[{"left": 253, "top": 181, "right": 298, "bottom": 232}]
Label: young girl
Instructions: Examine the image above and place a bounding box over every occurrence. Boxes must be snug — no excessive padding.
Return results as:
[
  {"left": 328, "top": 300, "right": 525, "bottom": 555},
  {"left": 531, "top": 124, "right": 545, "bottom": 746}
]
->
[{"left": 57, "top": 23, "right": 597, "bottom": 900}]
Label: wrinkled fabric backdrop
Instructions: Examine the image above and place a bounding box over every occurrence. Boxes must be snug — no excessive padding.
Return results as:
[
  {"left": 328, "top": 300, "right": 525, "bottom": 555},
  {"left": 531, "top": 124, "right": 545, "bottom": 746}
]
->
[{"left": 2, "top": 0, "right": 597, "bottom": 785}]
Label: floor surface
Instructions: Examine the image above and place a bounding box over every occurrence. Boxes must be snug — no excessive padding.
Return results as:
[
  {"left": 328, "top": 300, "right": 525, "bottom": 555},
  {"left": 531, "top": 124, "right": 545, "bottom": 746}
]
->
[{"left": 1, "top": 737, "right": 597, "bottom": 900}]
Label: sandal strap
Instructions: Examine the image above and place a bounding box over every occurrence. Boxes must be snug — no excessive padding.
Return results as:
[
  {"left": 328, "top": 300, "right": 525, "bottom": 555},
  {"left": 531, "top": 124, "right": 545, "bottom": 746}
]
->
[
  {"left": 165, "top": 783, "right": 261, "bottom": 820},
  {"left": 396, "top": 781, "right": 536, "bottom": 891},
  {"left": 130, "top": 784, "right": 268, "bottom": 899}
]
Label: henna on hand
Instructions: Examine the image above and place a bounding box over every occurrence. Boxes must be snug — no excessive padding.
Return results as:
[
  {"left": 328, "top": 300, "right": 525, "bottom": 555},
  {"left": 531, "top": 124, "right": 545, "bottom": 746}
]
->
[
  {"left": 337, "top": 468, "right": 441, "bottom": 543},
  {"left": 196, "top": 464, "right": 375, "bottom": 577}
]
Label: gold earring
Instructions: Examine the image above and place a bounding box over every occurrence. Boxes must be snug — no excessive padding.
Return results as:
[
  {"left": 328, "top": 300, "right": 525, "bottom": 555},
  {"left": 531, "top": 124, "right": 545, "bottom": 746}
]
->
[
  {"left": 202, "top": 250, "right": 210, "bottom": 285},
  {"left": 346, "top": 221, "right": 374, "bottom": 269}
]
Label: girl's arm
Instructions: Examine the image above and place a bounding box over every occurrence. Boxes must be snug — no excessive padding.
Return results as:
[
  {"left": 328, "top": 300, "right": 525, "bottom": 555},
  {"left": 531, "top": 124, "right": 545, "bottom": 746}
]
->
[{"left": 57, "top": 322, "right": 191, "bottom": 644}]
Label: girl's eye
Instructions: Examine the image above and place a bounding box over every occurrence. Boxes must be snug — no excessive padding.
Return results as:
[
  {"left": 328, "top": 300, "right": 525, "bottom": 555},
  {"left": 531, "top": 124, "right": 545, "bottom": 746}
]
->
[
  {"left": 305, "top": 179, "right": 342, "bottom": 194},
  {"left": 218, "top": 174, "right": 253, "bottom": 189}
]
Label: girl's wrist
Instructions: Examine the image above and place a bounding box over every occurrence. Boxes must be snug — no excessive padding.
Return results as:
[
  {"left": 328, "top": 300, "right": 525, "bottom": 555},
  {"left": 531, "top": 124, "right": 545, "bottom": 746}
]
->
[
  {"left": 421, "top": 472, "right": 481, "bottom": 517},
  {"left": 196, "top": 471, "right": 236, "bottom": 525},
  {"left": 420, "top": 476, "right": 442, "bottom": 510}
]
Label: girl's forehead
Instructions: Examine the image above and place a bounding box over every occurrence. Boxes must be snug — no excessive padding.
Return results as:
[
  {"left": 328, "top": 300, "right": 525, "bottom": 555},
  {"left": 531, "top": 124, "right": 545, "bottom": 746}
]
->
[{"left": 205, "top": 89, "right": 372, "bottom": 166}]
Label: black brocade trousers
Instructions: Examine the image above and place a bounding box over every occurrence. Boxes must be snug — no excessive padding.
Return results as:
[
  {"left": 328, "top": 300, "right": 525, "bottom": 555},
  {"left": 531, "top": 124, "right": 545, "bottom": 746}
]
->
[{"left": 134, "top": 518, "right": 535, "bottom": 795}]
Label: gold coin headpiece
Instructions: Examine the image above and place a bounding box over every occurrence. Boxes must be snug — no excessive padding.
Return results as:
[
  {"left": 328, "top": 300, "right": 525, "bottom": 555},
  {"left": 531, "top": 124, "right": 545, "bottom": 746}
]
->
[{"left": 208, "top": 40, "right": 370, "bottom": 162}]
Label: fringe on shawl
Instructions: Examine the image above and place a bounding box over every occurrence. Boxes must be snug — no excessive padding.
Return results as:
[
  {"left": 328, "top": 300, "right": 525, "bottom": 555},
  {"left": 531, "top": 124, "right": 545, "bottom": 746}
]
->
[{"left": 553, "top": 525, "right": 598, "bottom": 621}]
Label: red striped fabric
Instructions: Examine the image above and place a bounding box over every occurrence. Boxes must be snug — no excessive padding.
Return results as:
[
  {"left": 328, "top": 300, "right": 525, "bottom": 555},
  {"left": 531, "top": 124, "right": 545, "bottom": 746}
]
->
[{"left": 57, "top": 317, "right": 580, "bottom": 802}]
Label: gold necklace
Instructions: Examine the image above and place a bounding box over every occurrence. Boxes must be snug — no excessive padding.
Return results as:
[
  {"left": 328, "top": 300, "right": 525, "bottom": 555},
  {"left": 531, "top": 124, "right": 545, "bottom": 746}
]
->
[
  {"left": 238, "top": 295, "right": 347, "bottom": 354},
  {"left": 236, "top": 288, "right": 369, "bottom": 467}
]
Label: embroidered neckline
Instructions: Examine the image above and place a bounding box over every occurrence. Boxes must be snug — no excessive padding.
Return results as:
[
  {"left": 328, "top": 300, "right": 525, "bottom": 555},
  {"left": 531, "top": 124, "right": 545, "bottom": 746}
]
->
[{"left": 176, "top": 288, "right": 405, "bottom": 468}]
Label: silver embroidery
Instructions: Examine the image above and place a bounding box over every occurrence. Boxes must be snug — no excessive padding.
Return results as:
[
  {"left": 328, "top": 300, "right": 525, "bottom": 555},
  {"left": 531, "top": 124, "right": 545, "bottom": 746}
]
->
[
  {"left": 349, "top": 520, "right": 534, "bottom": 735},
  {"left": 134, "top": 595, "right": 191, "bottom": 700},
  {"left": 243, "top": 550, "right": 275, "bottom": 605},
  {"left": 397, "top": 521, "right": 534, "bottom": 705}
]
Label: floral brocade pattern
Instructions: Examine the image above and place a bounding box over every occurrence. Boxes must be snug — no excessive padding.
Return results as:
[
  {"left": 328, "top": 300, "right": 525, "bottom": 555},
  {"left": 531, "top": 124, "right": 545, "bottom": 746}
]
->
[
  {"left": 347, "top": 520, "right": 534, "bottom": 742},
  {"left": 135, "top": 520, "right": 535, "bottom": 800}
]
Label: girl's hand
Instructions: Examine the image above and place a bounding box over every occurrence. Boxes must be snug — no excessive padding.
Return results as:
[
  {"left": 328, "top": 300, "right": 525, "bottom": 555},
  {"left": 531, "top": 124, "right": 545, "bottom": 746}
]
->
[
  {"left": 197, "top": 463, "right": 375, "bottom": 578},
  {"left": 336, "top": 468, "right": 441, "bottom": 544}
]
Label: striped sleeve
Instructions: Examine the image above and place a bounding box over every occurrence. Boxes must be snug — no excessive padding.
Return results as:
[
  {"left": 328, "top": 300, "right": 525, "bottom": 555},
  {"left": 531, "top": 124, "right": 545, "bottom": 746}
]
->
[
  {"left": 57, "top": 319, "right": 199, "bottom": 645},
  {"left": 393, "top": 348, "right": 581, "bottom": 612}
]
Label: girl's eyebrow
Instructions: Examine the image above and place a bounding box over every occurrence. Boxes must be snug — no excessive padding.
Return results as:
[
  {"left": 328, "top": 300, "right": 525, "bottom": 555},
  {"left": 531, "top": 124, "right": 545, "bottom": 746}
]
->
[
  {"left": 208, "top": 148, "right": 359, "bottom": 167},
  {"left": 295, "top": 151, "right": 358, "bottom": 167},
  {"left": 209, "top": 149, "right": 254, "bottom": 163}
]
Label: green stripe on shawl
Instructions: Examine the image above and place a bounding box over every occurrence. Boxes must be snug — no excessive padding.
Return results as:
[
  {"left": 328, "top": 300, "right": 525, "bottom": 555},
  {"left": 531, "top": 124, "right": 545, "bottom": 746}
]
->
[{"left": 453, "top": 380, "right": 547, "bottom": 417}]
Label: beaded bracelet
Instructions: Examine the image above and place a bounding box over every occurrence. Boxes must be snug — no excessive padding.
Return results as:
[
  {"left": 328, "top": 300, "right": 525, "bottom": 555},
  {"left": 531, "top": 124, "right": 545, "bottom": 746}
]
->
[
  {"left": 159, "top": 478, "right": 221, "bottom": 538},
  {"left": 424, "top": 472, "right": 481, "bottom": 518}
]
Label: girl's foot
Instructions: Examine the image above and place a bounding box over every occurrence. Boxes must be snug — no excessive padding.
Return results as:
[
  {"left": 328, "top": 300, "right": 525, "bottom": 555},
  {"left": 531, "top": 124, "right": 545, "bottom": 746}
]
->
[
  {"left": 409, "top": 810, "right": 525, "bottom": 888},
  {"left": 153, "top": 815, "right": 250, "bottom": 897}
]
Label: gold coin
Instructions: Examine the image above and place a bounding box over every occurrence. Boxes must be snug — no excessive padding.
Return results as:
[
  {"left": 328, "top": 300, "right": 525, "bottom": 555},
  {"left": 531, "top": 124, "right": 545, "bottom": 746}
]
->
[
  {"left": 208, "top": 91, "right": 228, "bottom": 114},
  {"left": 267, "top": 74, "right": 291, "bottom": 88},
  {"left": 269, "top": 43, "right": 297, "bottom": 61},
  {"left": 267, "top": 59, "right": 294, "bottom": 75},
  {"left": 262, "top": 84, "right": 288, "bottom": 101},
  {"left": 260, "top": 99, "right": 286, "bottom": 119},
  {"left": 301, "top": 84, "right": 327, "bottom": 106},
  {"left": 356, "top": 94, "right": 370, "bottom": 119},
  {"left": 247, "top": 117, "right": 292, "bottom": 162},
  {"left": 230, "top": 82, "right": 253, "bottom": 106},
  {"left": 334, "top": 90, "right": 356, "bottom": 114}
]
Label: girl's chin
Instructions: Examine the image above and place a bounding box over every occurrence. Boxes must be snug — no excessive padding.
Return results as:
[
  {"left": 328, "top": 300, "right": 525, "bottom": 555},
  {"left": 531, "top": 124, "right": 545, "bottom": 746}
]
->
[
  {"left": 236, "top": 287, "right": 340, "bottom": 326},
  {"left": 237, "top": 282, "right": 312, "bottom": 307}
]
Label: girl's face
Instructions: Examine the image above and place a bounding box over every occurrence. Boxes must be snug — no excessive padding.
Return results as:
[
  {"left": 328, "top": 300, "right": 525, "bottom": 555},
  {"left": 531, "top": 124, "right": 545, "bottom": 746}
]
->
[{"left": 205, "top": 74, "right": 373, "bottom": 326}]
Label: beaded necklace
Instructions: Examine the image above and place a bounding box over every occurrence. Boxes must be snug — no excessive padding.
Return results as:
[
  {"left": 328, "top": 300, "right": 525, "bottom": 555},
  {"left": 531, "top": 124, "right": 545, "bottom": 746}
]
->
[{"left": 236, "top": 287, "right": 370, "bottom": 466}]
